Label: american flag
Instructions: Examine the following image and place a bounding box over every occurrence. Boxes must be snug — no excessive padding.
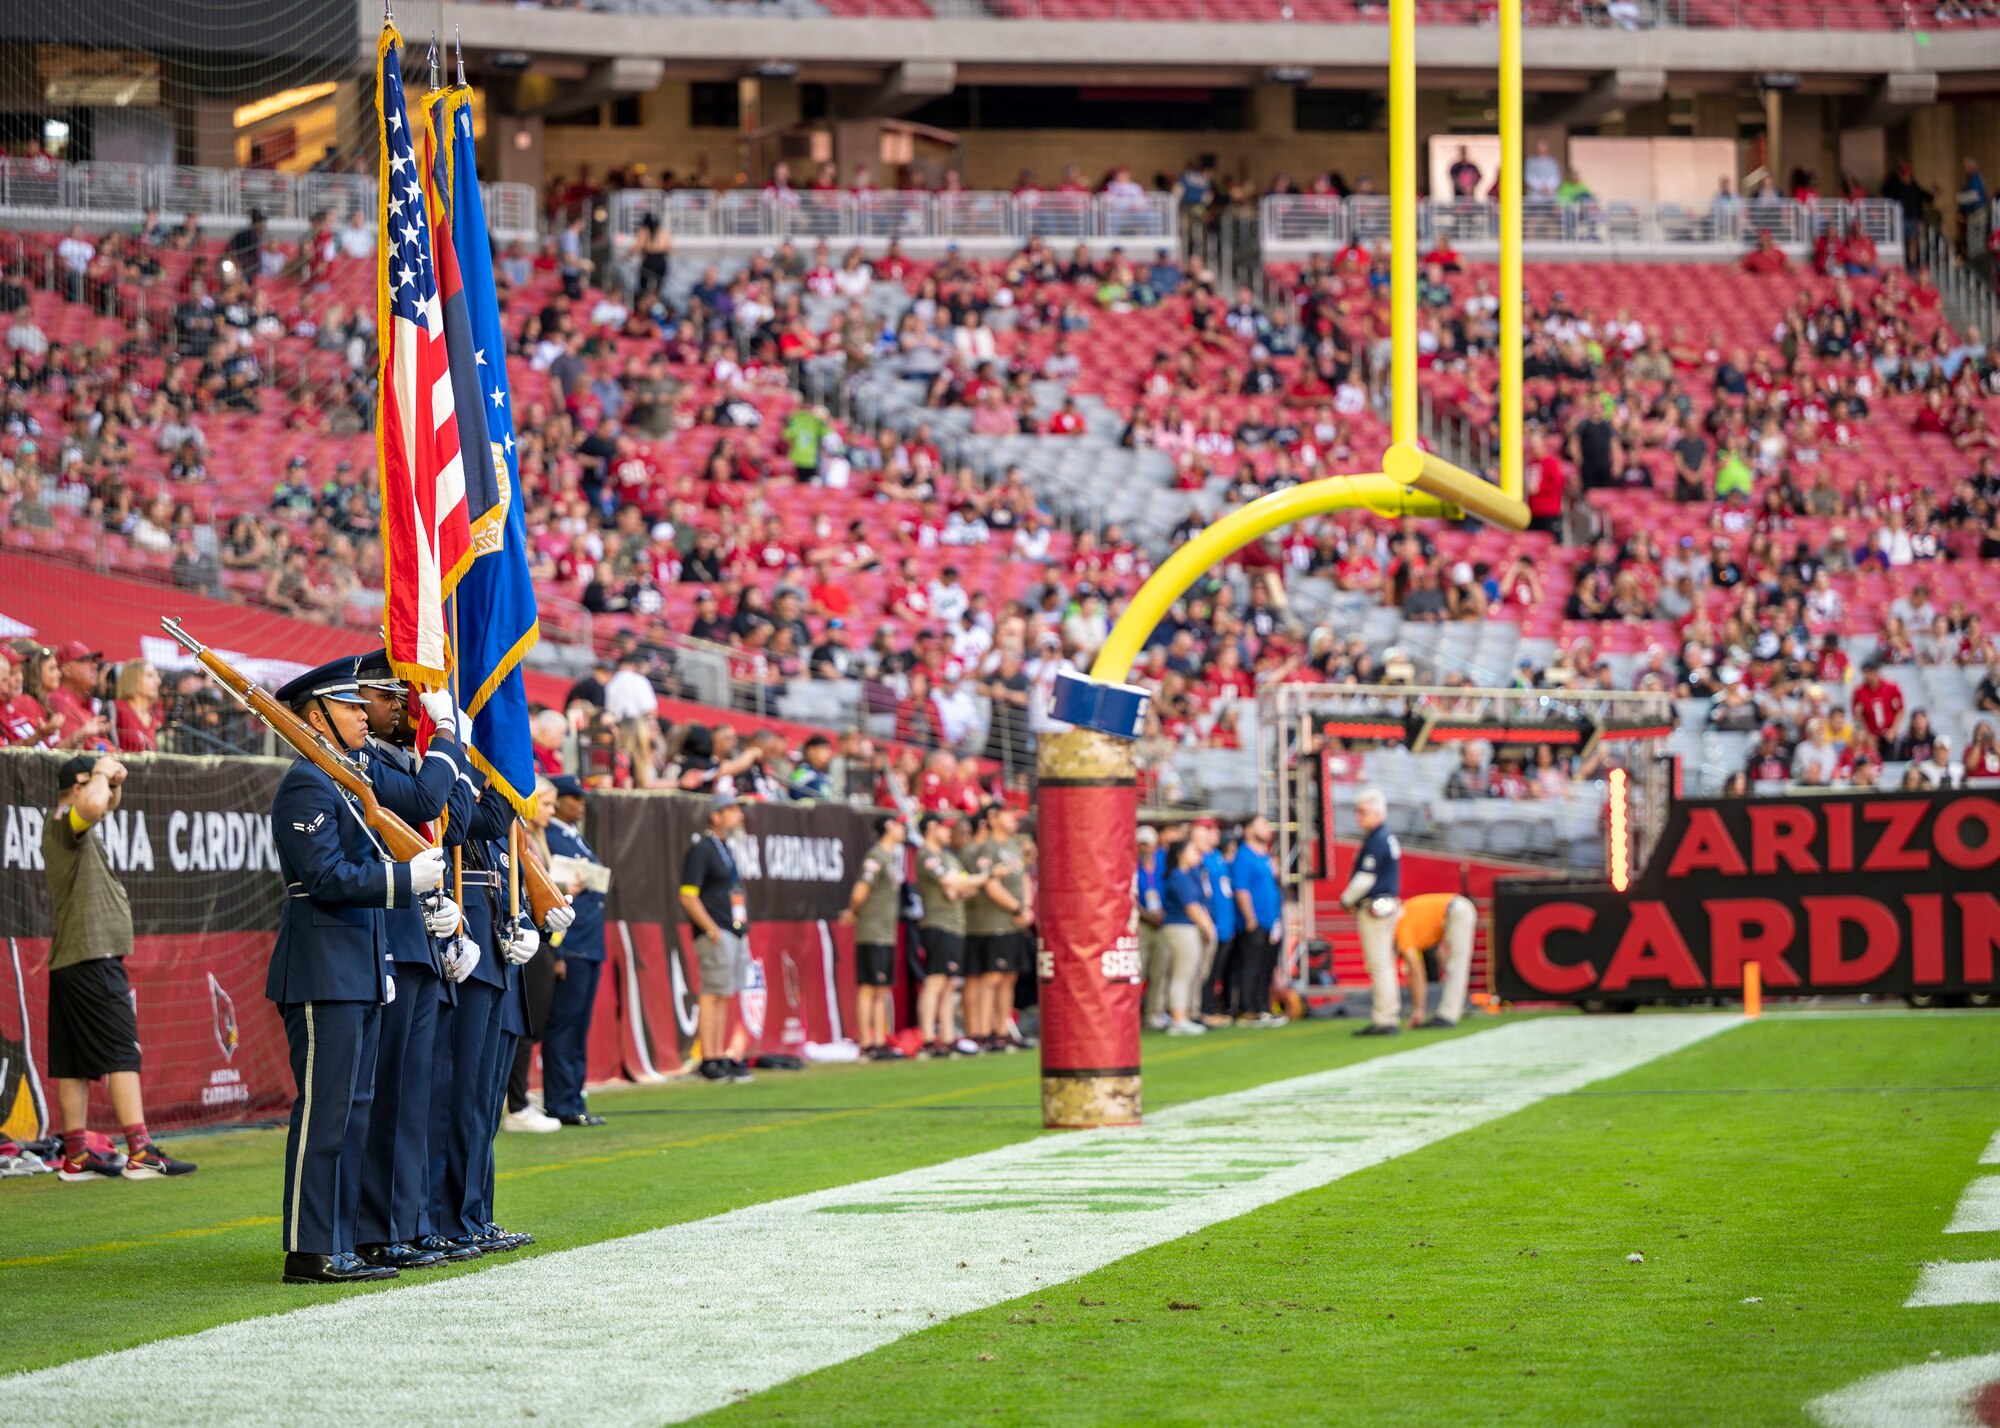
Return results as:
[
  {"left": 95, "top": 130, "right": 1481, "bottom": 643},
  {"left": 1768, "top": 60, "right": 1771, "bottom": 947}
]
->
[{"left": 375, "top": 26, "right": 471, "bottom": 688}]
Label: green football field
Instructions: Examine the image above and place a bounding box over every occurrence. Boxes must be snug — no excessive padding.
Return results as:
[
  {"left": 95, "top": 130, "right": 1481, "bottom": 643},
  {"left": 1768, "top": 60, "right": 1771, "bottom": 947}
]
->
[{"left": 3, "top": 1010, "right": 1997, "bottom": 1427}]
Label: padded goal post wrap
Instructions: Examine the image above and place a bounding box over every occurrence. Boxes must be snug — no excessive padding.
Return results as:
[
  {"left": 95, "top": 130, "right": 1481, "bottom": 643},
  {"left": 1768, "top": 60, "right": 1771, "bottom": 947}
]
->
[{"left": 1035, "top": 728, "right": 1143, "bottom": 1129}]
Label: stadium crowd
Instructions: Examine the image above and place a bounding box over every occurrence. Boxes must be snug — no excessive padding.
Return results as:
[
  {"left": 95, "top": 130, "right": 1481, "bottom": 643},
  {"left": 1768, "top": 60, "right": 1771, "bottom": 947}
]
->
[{"left": 2, "top": 144, "right": 2000, "bottom": 808}]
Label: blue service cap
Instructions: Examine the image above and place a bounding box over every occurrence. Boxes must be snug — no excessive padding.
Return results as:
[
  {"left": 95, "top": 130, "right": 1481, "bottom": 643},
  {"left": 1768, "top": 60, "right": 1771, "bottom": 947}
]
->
[
  {"left": 351, "top": 648, "right": 401, "bottom": 688},
  {"left": 275, "top": 656, "right": 368, "bottom": 707},
  {"left": 550, "top": 775, "right": 585, "bottom": 799}
]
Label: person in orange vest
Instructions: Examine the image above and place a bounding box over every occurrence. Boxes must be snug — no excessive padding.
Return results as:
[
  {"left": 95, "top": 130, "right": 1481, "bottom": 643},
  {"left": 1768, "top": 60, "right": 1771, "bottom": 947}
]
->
[{"left": 1394, "top": 892, "right": 1476, "bottom": 1030}]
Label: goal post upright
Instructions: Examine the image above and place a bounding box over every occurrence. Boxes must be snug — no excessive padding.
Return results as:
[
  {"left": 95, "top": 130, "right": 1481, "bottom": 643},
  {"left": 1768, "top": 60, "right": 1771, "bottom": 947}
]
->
[{"left": 1031, "top": 0, "right": 1530, "bottom": 1130}]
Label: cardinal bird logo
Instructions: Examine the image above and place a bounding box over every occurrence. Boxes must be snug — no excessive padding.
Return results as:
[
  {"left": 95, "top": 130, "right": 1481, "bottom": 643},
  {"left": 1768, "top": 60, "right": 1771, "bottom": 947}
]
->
[{"left": 208, "top": 973, "right": 239, "bottom": 1063}]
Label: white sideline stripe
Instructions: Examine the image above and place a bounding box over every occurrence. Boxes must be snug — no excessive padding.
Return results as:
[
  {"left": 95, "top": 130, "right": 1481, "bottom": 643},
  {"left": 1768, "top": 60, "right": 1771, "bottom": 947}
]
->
[
  {"left": 1809, "top": 1352, "right": 2000, "bottom": 1428},
  {"left": 1981, "top": 1129, "right": 2000, "bottom": 1165},
  {"left": 1904, "top": 1260, "right": 2000, "bottom": 1308},
  {"left": 3, "top": 1016, "right": 1737, "bottom": 1427},
  {"left": 1943, "top": 1176, "right": 2000, "bottom": 1234}
]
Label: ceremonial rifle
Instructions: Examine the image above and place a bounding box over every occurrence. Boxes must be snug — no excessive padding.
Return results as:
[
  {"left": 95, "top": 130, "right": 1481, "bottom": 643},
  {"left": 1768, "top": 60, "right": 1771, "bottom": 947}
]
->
[{"left": 161, "top": 617, "right": 433, "bottom": 860}]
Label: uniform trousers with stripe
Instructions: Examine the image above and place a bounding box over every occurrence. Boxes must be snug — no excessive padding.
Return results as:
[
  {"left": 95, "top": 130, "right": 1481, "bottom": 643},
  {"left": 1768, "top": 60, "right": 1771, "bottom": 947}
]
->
[
  {"left": 428, "top": 977, "right": 503, "bottom": 1240},
  {"left": 279, "top": 1000, "right": 381, "bottom": 1257},
  {"left": 357, "top": 965, "right": 444, "bottom": 1247},
  {"left": 540, "top": 958, "right": 602, "bottom": 1120}
]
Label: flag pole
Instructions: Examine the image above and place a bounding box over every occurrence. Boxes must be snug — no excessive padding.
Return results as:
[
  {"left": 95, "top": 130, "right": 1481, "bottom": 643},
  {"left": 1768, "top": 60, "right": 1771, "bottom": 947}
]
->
[{"left": 451, "top": 591, "right": 464, "bottom": 923}]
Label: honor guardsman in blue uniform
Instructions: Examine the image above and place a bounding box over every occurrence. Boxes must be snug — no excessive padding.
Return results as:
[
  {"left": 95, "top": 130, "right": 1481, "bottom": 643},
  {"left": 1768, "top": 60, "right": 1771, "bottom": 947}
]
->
[
  {"left": 430, "top": 773, "right": 555, "bottom": 1253},
  {"left": 349, "top": 650, "right": 478, "bottom": 1270},
  {"left": 268, "top": 658, "right": 448, "bottom": 1285},
  {"left": 541, "top": 775, "right": 608, "bottom": 1125}
]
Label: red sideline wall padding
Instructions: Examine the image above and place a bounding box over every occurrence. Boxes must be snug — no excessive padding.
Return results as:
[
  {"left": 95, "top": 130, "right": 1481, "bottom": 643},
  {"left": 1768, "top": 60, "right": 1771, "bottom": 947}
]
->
[{"left": 1, "top": 750, "right": 877, "bottom": 1138}]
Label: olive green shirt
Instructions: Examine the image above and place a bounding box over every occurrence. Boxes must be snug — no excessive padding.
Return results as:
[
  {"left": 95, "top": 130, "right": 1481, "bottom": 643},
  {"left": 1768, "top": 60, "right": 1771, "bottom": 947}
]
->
[
  {"left": 916, "top": 845, "right": 968, "bottom": 935},
  {"left": 853, "top": 840, "right": 904, "bottom": 947},
  {"left": 43, "top": 803, "right": 134, "bottom": 970},
  {"left": 964, "top": 836, "right": 1027, "bottom": 937}
]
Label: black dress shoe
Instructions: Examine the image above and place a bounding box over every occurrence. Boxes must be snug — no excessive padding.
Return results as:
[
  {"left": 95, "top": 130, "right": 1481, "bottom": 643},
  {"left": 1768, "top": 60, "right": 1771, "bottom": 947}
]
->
[
  {"left": 359, "top": 1241, "right": 446, "bottom": 1270},
  {"left": 415, "top": 1234, "right": 481, "bottom": 1262},
  {"left": 282, "top": 1251, "right": 397, "bottom": 1285},
  {"left": 555, "top": 1112, "right": 606, "bottom": 1126},
  {"left": 481, "top": 1221, "right": 533, "bottom": 1250},
  {"left": 1423, "top": 1017, "right": 1459, "bottom": 1030},
  {"left": 1353, "top": 1023, "right": 1401, "bottom": 1037}
]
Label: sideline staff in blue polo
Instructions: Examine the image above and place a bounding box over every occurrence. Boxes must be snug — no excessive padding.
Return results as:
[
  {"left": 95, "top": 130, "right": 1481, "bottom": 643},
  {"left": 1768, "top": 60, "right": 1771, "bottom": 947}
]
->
[
  {"left": 349, "top": 649, "right": 476, "bottom": 1271},
  {"left": 540, "top": 775, "right": 608, "bottom": 1125},
  {"left": 268, "top": 656, "right": 447, "bottom": 1285}
]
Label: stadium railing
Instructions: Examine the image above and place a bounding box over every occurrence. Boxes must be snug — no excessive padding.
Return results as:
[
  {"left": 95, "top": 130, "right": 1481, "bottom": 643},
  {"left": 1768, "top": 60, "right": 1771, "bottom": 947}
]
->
[
  {"left": 0, "top": 159, "right": 542, "bottom": 244},
  {"left": 477, "top": 0, "right": 1977, "bottom": 29},
  {"left": 606, "top": 188, "right": 1179, "bottom": 255},
  {"left": 1260, "top": 194, "right": 1905, "bottom": 259}
]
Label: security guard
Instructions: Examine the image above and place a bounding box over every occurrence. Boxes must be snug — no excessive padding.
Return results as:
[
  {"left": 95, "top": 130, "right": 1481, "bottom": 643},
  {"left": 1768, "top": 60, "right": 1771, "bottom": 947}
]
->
[
  {"left": 268, "top": 657, "right": 447, "bottom": 1284},
  {"left": 1339, "top": 788, "right": 1403, "bottom": 1036},
  {"left": 349, "top": 650, "right": 475, "bottom": 1270},
  {"left": 1394, "top": 892, "right": 1476, "bottom": 1030},
  {"left": 540, "top": 775, "right": 607, "bottom": 1125}
]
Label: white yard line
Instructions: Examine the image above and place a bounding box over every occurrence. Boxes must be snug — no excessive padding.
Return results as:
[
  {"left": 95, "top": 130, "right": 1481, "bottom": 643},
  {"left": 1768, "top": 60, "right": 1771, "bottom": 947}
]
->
[
  {"left": 1981, "top": 1130, "right": 2000, "bottom": 1166},
  {"left": 1943, "top": 1176, "right": 2000, "bottom": 1234},
  {"left": 1905, "top": 1260, "right": 2000, "bottom": 1309},
  {"left": 1810, "top": 1354, "right": 2000, "bottom": 1428},
  {"left": 5, "top": 1015, "right": 1738, "bottom": 1427}
]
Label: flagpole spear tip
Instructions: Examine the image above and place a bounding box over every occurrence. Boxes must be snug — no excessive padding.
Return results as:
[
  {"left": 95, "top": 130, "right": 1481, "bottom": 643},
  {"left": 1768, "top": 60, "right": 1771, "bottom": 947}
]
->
[{"left": 454, "top": 26, "right": 466, "bottom": 86}]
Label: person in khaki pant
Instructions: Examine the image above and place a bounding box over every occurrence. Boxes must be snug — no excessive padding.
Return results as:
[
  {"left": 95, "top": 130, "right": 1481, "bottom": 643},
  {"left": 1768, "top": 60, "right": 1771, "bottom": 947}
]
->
[
  {"left": 1338, "top": 789, "right": 1403, "bottom": 1037},
  {"left": 1394, "top": 892, "right": 1476, "bottom": 1030},
  {"left": 1135, "top": 826, "right": 1171, "bottom": 1028}
]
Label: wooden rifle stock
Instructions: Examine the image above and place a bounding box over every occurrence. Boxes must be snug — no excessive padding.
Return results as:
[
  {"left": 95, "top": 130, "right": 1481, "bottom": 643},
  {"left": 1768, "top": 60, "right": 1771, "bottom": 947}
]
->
[
  {"left": 520, "top": 830, "right": 568, "bottom": 931},
  {"left": 161, "top": 618, "right": 432, "bottom": 859}
]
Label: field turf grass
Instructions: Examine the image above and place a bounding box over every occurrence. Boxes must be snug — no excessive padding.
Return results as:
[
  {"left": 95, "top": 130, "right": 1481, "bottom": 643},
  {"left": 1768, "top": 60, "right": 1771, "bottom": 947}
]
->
[{"left": 4, "top": 1010, "right": 1997, "bottom": 1427}]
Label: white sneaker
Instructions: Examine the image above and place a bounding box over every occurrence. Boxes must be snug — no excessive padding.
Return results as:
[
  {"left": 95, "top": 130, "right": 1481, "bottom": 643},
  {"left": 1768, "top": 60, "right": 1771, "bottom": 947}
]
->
[
  {"left": 1165, "top": 1019, "right": 1207, "bottom": 1036},
  {"left": 1147, "top": 1012, "right": 1172, "bottom": 1031},
  {"left": 500, "top": 1107, "right": 562, "bottom": 1134}
]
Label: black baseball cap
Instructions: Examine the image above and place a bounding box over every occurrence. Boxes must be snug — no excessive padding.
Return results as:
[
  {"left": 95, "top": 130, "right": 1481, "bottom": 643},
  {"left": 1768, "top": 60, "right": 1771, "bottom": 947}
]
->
[{"left": 59, "top": 753, "right": 97, "bottom": 786}]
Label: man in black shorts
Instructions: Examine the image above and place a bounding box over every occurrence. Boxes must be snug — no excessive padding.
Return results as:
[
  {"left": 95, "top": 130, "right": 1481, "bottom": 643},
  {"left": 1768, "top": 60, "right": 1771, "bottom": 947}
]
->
[
  {"left": 43, "top": 753, "right": 195, "bottom": 1181},
  {"left": 679, "top": 791, "right": 755, "bottom": 1083},
  {"left": 967, "top": 804, "right": 1034, "bottom": 1051},
  {"left": 840, "top": 814, "right": 906, "bottom": 1060},
  {"left": 914, "top": 812, "right": 990, "bottom": 1058}
]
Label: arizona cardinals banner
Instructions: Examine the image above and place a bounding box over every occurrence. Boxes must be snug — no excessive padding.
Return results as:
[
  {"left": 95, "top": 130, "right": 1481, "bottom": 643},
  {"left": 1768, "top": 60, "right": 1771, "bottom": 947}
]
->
[
  {"left": 586, "top": 794, "right": 875, "bottom": 1076},
  {"left": 2, "top": 754, "right": 882, "bottom": 1129},
  {"left": 1, "top": 753, "right": 292, "bottom": 1131},
  {"left": 1494, "top": 785, "right": 2000, "bottom": 1001},
  {"left": 375, "top": 25, "right": 470, "bottom": 688}
]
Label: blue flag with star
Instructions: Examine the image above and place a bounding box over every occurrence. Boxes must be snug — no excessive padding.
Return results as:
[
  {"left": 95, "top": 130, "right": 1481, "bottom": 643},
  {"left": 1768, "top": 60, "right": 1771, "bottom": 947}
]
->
[{"left": 431, "top": 86, "right": 539, "bottom": 815}]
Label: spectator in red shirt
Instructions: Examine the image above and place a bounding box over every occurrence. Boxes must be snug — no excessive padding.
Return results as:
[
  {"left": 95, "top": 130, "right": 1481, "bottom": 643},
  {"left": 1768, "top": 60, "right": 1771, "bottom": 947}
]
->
[
  {"left": 1850, "top": 663, "right": 1905, "bottom": 742},
  {"left": 109, "top": 659, "right": 163, "bottom": 753},
  {"left": 896, "top": 670, "right": 946, "bottom": 748},
  {"left": 1045, "top": 398, "right": 1087, "bottom": 436},
  {"left": 1739, "top": 231, "right": 1793, "bottom": 276},
  {"left": 1, "top": 644, "right": 58, "bottom": 747},
  {"left": 45, "top": 641, "right": 108, "bottom": 750},
  {"left": 1526, "top": 432, "right": 1567, "bottom": 536}
]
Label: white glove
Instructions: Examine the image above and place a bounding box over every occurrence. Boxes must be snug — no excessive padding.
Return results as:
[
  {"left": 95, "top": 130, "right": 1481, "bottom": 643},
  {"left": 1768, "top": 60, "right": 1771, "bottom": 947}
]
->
[
  {"left": 423, "top": 894, "right": 461, "bottom": 937},
  {"left": 442, "top": 933, "right": 481, "bottom": 984},
  {"left": 417, "top": 690, "right": 457, "bottom": 737},
  {"left": 409, "top": 846, "right": 446, "bottom": 894},
  {"left": 503, "top": 923, "right": 540, "bottom": 966},
  {"left": 385, "top": 975, "right": 397, "bottom": 1004},
  {"left": 543, "top": 899, "right": 576, "bottom": 934}
]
